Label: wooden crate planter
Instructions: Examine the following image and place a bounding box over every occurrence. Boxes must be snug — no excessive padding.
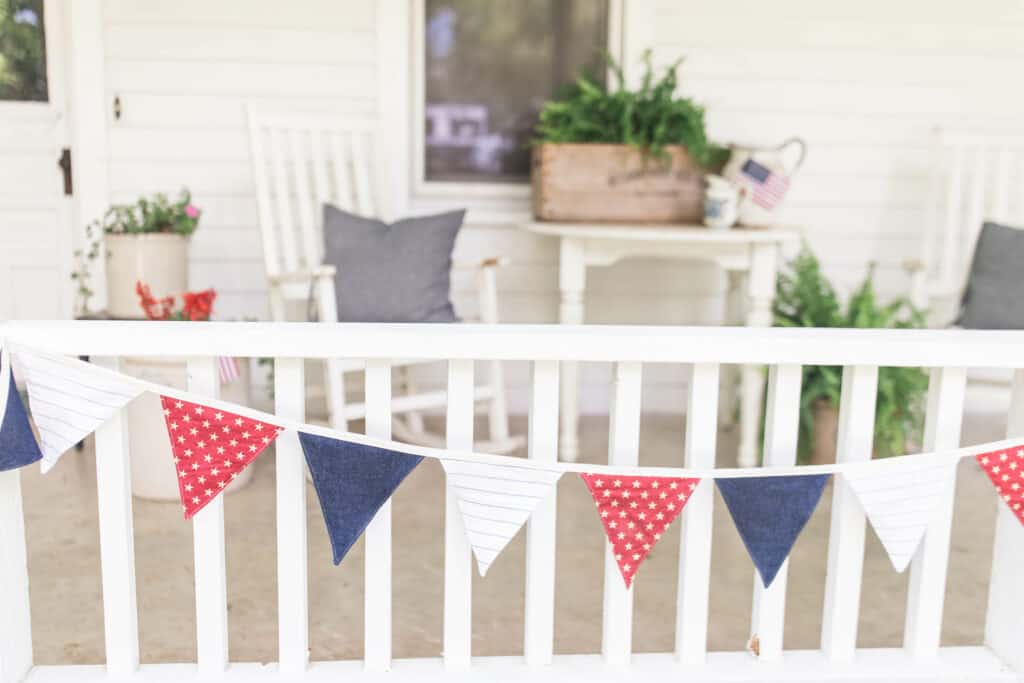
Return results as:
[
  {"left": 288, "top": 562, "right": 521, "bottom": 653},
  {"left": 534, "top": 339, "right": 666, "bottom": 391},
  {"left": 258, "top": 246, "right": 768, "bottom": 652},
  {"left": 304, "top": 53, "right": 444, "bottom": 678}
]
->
[{"left": 531, "top": 143, "right": 705, "bottom": 223}]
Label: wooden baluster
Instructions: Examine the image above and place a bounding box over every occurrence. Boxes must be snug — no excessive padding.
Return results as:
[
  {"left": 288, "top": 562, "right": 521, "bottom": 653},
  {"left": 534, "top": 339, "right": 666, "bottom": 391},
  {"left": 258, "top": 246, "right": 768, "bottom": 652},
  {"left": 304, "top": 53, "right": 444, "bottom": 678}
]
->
[
  {"left": 984, "top": 369, "right": 1024, "bottom": 675},
  {"left": 188, "top": 357, "right": 229, "bottom": 675},
  {"left": 444, "top": 359, "right": 474, "bottom": 670},
  {"left": 904, "top": 367, "right": 966, "bottom": 657},
  {"left": 524, "top": 361, "right": 559, "bottom": 666},
  {"left": 821, "top": 365, "right": 878, "bottom": 660},
  {"left": 364, "top": 360, "right": 392, "bottom": 671},
  {"left": 93, "top": 357, "right": 140, "bottom": 676},
  {"left": 675, "top": 363, "right": 719, "bottom": 664},
  {"left": 602, "top": 362, "right": 642, "bottom": 667},
  {"left": 0, "top": 470, "right": 32, "bottom": 682},
  {"left": 750, "top": 363, "right": 802, "bottom": 661},
  {"left": 275, "top": 358, "right": 307, "bottom": 675}
]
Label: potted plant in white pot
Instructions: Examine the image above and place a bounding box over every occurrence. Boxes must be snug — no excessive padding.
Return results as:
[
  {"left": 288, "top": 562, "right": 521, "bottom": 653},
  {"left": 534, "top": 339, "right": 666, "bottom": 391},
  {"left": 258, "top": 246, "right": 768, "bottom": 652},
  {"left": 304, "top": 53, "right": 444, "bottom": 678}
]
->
[
  {"left": 74, "top": 189, "right": 200, "bottom": 318},
  {"left": 125, "top": 282, "right": 253, "bottom": 501}
]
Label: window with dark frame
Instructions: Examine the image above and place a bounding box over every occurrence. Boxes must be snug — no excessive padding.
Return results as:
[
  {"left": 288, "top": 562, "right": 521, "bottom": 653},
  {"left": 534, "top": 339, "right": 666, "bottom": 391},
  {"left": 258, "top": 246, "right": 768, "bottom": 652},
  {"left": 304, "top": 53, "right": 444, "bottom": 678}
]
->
[
  {"left": 0, "top": 0, "right": 48, "bottom": 102},
  {"left": 424, "top": 0, "right": 608, "bottom": 184}
]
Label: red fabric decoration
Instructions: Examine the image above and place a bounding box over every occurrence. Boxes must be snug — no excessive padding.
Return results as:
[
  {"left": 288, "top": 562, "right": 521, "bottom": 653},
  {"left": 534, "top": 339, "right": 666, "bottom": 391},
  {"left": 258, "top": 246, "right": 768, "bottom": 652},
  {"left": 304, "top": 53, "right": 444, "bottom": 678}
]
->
[
  {"left": 160, "top": 395, "right": 283, "bottom": 518},
  {"left": 580, "top": 473, "right": 702, "bottom": 587},
  {"left": 976, "top": 446, "right": 1024, "bottom": 525}
]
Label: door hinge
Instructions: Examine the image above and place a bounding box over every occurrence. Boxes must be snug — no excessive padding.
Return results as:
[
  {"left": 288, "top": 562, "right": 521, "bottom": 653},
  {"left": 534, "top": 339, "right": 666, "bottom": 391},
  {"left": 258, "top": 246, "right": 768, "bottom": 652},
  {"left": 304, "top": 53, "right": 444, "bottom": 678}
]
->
[{"left": 58, "top": 147, "right": 72, "bottom": 196}]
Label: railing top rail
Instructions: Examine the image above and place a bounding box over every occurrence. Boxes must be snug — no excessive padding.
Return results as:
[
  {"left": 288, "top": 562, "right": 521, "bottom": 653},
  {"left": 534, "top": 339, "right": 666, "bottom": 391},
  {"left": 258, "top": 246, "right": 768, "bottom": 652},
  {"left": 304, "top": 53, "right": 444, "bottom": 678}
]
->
[{"left": 3, "top": 321, "right": 1024, "bottom": 368}]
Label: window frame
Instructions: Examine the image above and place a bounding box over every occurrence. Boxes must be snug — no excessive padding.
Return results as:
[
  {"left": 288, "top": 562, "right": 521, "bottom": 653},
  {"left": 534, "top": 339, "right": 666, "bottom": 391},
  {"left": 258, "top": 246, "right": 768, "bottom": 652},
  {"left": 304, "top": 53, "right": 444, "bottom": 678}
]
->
[{"left": 408, "top": 0, "right": 623, "bottom": 206}]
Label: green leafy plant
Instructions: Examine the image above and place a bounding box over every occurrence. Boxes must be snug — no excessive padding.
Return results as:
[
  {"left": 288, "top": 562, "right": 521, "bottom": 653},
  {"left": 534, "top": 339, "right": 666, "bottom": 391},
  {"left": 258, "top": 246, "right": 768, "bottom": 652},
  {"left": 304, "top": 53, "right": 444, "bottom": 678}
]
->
[
  {"left": 93, "top": 188, "right": 201, "bottom": 236},
  {"left": 534, "top": 50, "right": 727, "bottom": 168},
  {"left": 773, "top": 247, "right": 929, "bottom": 461}
]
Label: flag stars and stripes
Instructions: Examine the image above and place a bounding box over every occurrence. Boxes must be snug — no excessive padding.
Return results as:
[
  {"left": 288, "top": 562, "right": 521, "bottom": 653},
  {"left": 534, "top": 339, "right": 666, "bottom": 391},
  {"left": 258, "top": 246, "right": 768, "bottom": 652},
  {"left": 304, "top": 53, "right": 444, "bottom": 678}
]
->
[
  {"left": 159, "top": 395, "right": 283, "bottom": 519},
  {"left": 581, "top": 473, "right": 701, "bottom": 587}
]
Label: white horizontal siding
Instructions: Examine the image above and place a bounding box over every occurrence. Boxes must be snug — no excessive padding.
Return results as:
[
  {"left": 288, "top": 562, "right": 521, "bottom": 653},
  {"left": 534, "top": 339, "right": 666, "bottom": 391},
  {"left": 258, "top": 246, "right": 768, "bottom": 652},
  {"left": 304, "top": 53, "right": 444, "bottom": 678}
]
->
[{"left": 98, "top": 0, "right": 1024, "bottom": 414}]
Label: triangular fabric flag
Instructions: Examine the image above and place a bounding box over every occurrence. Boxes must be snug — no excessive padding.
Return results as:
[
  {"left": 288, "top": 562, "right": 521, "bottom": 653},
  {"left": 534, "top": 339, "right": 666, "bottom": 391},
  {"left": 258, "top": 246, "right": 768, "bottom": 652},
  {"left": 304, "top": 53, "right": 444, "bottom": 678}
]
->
[
  {"left": 976, "top": 445, "right": 1024, "bottom": 526},
  {"left": 843, "top": 453, "right": 958, "bottom": 572},
  {"left": 12, "top": 348, "right": 144, "bottom": 472},
  {"left": 0, "top": 352, "right": 42, "bottom": 471},
  {"left": 580, "top": 473, "right": 702, "bottom": 588},
  {"left": 299, "top": 432, "right": 423, "bottom": 565},
  {"left": 442, "top": 458, "right": 562, "bottom": 576},
  {"left": 716, "top": 474, "right": 830, "bottom": 587},
  {"left": 160, "top": 396, "right": 283, "bottom": 518}
]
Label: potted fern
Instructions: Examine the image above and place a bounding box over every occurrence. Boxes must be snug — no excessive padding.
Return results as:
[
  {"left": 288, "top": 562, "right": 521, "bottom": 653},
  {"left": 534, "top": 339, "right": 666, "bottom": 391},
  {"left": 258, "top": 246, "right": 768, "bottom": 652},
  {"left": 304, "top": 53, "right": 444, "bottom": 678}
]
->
[
  {"left": 532, "top": 52, "right": 726, "bottom": 223},
  {"left": 772, "top": 248, "right": 929, "bottom": 464}
]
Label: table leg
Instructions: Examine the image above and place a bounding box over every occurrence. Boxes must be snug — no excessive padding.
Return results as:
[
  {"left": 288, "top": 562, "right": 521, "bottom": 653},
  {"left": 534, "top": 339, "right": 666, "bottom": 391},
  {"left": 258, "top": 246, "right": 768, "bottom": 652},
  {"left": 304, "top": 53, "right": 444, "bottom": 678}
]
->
[
  {"left": 559, "top": 238, "right": 585, "bottom": 462},
  {"left": 738, "top": 244, "right": 779, "bottom": 467}
]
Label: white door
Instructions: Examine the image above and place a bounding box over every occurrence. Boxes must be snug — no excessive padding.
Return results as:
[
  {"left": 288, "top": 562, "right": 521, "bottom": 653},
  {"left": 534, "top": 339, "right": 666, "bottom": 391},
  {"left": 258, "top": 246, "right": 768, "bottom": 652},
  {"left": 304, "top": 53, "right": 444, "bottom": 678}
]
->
[{"left": 0, "top": 0, "right": 71, "bottom": 319}]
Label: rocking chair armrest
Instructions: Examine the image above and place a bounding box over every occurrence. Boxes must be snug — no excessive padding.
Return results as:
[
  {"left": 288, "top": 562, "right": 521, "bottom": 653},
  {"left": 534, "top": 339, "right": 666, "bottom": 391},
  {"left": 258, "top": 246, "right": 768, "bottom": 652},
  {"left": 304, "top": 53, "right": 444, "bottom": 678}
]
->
[
  {"left": 268, "top": 265, "right": 337, "bottom": 285},
  {"left": 452, "top": 256, "right": 511, "bottom": 272}
]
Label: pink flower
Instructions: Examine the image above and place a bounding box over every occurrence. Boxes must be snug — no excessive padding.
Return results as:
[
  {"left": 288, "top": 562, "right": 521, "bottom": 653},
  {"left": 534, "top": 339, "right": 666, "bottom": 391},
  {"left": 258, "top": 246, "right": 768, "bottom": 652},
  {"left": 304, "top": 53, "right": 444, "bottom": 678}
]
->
[{"left": 184, "top": 204, "right": 199, "bottom": 219}]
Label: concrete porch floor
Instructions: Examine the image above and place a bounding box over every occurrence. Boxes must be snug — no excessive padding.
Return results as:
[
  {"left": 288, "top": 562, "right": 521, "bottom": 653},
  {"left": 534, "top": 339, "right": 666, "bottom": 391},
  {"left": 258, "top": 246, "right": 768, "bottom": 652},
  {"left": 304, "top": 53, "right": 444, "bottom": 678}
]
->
[{"left": 20, "top": 412, "right": 1006, "bottom": 664}]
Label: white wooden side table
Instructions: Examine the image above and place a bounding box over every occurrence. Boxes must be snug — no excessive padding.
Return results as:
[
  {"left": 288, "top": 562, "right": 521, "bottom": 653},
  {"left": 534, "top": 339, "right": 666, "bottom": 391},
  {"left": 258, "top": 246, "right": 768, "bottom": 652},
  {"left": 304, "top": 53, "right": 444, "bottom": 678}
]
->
[{"left": 523, "top": 222, "right": 801, "bottom": 467}]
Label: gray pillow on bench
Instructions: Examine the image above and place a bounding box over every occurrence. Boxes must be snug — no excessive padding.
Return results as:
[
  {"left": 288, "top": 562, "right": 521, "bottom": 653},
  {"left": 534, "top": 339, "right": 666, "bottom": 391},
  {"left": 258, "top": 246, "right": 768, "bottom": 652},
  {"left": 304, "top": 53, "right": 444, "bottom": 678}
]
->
[
  {"left": 959, "top": 221, "right": 1024, "bottom": 329},
  {"left": 322, "top": 204, "right": 463, "bottom": 323}
]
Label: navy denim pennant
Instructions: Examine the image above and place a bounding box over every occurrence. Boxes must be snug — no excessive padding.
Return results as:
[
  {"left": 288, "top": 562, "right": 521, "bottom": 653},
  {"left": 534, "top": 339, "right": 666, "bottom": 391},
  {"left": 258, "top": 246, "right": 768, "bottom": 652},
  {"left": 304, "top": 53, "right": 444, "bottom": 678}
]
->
[
  {"left": 299, "top": 432, "right": 423, "bottom": 565},
  {"left": 716, "top": 473, "right": 830, "bottom": 587},
  {"left": 0, "top": 357, "right": 43, "bottom": 472}
]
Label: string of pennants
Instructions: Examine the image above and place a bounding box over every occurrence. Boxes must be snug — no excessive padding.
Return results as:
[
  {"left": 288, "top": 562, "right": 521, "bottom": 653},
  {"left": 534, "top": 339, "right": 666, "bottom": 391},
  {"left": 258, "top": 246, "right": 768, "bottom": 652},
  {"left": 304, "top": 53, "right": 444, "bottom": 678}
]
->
[{"left": 1, "top": 344, "right": 1022, "bottom": 590}]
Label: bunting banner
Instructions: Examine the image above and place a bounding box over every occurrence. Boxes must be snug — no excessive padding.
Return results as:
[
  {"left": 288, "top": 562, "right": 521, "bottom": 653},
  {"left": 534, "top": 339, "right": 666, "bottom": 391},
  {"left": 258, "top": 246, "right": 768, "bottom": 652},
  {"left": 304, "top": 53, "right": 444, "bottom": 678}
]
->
[
  {"left": 580, "top": 473, "right": 702, "bottom": 587},
  {"left": 716, "top": 474, "right": 830, "bottom": 587},
  {"left": 842, "top": 453, "right": 958, "bottom": 572},
  {"left": 4, "top": 343, "right": 1024, "bottom": 588},
  {"left": 442, "top": 458, "right": 562, "bottom": 576},
  {"left": 975, "top": 445, "right": 1024, "bottom": 525},
  {"left": 0, "top": 352, "right": 43, "bottom": 472},
  {"left": 159, "top": 395, "right": 284, "bottom": 518},
  {"left": 12, "top": 347, "right": 144, "bottom": 472},
  {"left": 299, "top": 432, "right": 424, "bottom": 565}
]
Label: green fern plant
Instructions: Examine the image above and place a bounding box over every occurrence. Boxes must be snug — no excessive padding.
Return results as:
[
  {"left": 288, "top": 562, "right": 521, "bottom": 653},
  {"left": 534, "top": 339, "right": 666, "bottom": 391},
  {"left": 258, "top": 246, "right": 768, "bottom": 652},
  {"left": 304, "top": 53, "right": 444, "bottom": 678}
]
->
[
  {"left": 772, "top": 247, "right": 928, "bottom": 461},
  {"left": 534, "top": 51, "right": 727, "bottom": 168}
]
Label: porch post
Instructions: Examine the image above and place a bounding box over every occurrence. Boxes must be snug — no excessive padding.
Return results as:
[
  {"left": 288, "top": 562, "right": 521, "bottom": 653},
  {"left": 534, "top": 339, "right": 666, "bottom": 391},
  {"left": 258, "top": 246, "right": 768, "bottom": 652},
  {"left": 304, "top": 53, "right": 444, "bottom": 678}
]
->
[
  {"left": 984, "top": 369, "right": 1024, "bottom": 673},
  {"left": 65, "top": 0, "right": 111, "bottom": 310}
]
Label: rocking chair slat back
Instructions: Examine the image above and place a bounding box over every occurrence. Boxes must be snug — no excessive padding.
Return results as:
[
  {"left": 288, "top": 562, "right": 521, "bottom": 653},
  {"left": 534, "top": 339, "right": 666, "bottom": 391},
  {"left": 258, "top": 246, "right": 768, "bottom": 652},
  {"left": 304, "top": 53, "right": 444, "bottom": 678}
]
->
[
  {"left": 917, "top": 130, "right": 1024, "bottom": 311},
  {"left": 248, "top": 111, "right": 378, "bottom": 283}
]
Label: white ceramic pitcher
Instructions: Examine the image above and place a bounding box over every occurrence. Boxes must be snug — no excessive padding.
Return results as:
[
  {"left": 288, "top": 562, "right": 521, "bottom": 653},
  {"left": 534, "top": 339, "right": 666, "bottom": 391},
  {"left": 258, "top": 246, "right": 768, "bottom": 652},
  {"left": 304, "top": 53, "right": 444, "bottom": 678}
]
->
[{"left": 722, "top": 137, "right": 807, "bottom": 227}]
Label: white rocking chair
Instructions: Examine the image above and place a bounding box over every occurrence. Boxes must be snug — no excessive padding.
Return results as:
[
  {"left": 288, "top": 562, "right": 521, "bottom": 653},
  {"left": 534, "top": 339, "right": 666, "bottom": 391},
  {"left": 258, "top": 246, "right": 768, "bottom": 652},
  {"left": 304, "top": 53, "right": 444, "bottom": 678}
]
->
[
  {"left": 907, "top": 128, "right": 1024, "bottom": 413},
  {"left": 247, "top": 110, "right": 522, "bottom": 453}
]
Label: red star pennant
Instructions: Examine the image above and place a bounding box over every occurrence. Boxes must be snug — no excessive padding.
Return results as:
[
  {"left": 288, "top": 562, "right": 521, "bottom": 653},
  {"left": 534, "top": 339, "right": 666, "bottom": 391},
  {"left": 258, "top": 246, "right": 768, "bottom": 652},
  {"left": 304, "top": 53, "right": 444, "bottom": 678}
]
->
[
  {"left": 976, "top": 446, "right": 1024, "bottom": 526},
  {"left": 159, "top": 395, "right": 284, "bottom": 519},
  {"left": 580, "top": 473, "right": 702, "bottom": 588}
]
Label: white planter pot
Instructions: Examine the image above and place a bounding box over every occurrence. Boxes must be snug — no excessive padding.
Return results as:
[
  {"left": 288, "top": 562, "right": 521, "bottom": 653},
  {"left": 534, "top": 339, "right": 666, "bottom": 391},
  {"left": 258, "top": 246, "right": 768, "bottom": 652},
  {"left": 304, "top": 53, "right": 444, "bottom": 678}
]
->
[
  {"left": 122, "top": 357, "right": 253, "bottom": 501},
  {"left": 105, "top": 233, "right": 189, "bottom": 319}
]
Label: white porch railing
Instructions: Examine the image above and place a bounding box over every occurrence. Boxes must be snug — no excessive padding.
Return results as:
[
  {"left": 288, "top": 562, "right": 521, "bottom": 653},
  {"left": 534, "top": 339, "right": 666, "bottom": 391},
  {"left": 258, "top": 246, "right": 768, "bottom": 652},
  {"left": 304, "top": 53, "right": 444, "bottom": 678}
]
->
[{"left": 1, "top": 321, "right": 1023, "bottom": 682}]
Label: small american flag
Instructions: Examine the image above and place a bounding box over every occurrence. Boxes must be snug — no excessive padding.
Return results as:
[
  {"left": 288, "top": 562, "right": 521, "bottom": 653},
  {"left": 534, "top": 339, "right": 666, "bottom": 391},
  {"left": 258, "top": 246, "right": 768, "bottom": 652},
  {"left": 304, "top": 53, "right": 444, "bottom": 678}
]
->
[
  {"left": 740, "top": 159, "right": 790, "bottom": 210},
  {"left": 218, "top": 357, "right": 241, "bottom": 384}
]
